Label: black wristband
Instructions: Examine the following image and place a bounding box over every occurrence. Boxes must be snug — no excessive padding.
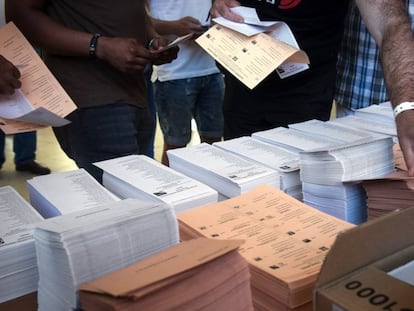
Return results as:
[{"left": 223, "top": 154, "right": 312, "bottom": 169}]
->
[{"left": 89, "top": 33, "right": 101, "bottom": 59}]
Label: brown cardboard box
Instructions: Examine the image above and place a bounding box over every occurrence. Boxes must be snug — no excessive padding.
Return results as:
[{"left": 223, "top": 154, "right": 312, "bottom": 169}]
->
[{"left": 314, "top": 207, "right": 414, "bottom": 311}]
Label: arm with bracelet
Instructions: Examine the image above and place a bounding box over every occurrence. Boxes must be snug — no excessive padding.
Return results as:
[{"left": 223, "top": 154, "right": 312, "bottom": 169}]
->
[{"left": 356, "top": 0, "right": 414, "bottom": 176}]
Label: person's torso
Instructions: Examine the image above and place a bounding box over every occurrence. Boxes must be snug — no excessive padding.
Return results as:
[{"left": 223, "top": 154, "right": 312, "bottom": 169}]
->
[
  {"left": 43, "top": 0, "right": 149, "bottom": 108},
  {"left": 150, "top": 0, "right": 220, "bottom": 82}
]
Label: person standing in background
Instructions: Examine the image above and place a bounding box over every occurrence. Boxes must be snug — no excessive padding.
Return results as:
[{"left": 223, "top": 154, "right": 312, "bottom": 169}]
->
[
  {"left": 6, "top": 0, "right": 178, "bottom": 183},
  {"left": 0, "top": 7, "right": 50, "bottom": 175},
  {"left": 335, "top": 0, "right": 414, "bottom": 117},
  {"left": 149, "top": 0, "right": 225, "bottom": 166}
]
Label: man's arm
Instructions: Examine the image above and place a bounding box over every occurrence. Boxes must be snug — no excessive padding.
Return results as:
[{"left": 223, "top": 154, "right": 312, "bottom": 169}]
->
[
  {"left": 5, "top": 0, "right": 162, "bottom": 73},
  {"left": 356, "top": 0, "right": 414, "bottom": 176}
]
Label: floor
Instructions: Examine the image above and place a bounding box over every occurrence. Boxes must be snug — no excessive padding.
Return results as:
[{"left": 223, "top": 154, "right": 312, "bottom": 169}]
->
[{"left": 0, "top": 123, "right": 200, "bottom": 201}]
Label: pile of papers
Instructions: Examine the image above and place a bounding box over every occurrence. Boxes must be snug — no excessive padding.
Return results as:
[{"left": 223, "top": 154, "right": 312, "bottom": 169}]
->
[
  {"left": 251, "top": 126, "right": 342, "bottom": 153},
  {"left": 299, "top": 136, "right": 395, "bottom": 185},
  {"left": 167, "top": 143, "right": 280, "bottom": 199},
  {"left": 34, "top": 199, "right": 179, "bottom": 311},
  {"left": 213, "top": 136, "right": 302, "bottom": 200},
  {"left": 177, "top": 184, "right": 354, "bottom": 310},
  {"left": 302, "top": 182, "right": 367, "bottom": 224},
  {"left": 79, "top": 238, "right": 254, "bottom": 311},
  {"left": 299, "top": 136, "right": 394, "bottom": 224},
  {"left": 94, "top": 155, "right": 218, "bottom": 213},
  {"left": 362, "top": 170, "right": 414, "bottom": 220},
  {"left": 27, "top": 168, "right": 120, "bottom": 218},
  {"left": 0, "top": 186, "right": 43, "bottom": 303}
]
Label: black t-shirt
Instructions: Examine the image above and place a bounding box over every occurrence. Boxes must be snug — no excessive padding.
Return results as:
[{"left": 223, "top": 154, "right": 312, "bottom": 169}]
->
[{"left": 223, "top": 0, "right": 350, "bottom": 137}]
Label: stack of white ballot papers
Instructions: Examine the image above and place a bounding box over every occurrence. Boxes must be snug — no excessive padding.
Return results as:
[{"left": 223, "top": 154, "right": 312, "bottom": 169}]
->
[
  {"left": 251, "top": 126, "right": 343, "bottom": 153},
  {"left": 330, "top": 114, "right": 397, "bottom": 142},
  {"left": 353, "top": 102, "right": 394, "bottom": 125},
  {"left": 288, "top": 119, "right": 384, "bottom": 144},
  {"left": 27, "top": 168, "right": 120, "bottom": 218},
  {"left": 213, "top": 136, "right": 302, "bottom": 200},
  {"left": 93, "top": 155, "right": 218, "bottom": 212},
  {"left": 299, "top": 136, "right": 395, "bottom": 185},
  {"left": 167, "top": 143, "right": 280, "bottom": 199},
  {"left": 299, "top": 136, "right": 395, "bottom": 224},
  {"left": 0, "top": 186, "right": 43, "bottom": 303},
  {"left": 34, "top": 198, "right": 179, "bottom": 311}
]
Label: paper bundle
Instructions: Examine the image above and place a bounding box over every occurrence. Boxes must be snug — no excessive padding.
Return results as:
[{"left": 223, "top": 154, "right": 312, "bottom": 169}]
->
[
  {"left": 167, "top": 143, "right": 280, "bottom": 199},
  {"left": 27, "top": 168, "right": 120, "bottom": 218},
  {"left": 0, "top": 186, "right": 43, "bottom": 304},
  {"left": 34, "top": 199, "right": 179, "bottom": 311},
  {"left": 213, "top": 136, "right": 302, "bottom": 200},
  {"left": 94, "top": 155, "right": 218, "bottom": 213}
]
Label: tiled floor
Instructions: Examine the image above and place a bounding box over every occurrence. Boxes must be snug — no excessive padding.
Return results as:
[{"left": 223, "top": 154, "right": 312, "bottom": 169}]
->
[{"left": 0, "top": 122, "right": 199, "bottom": 201}]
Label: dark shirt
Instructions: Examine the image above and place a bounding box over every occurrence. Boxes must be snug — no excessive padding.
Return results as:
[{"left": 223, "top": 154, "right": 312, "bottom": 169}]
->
[{"left": 43, "top": 1, "right": 149, "bottom": 109}]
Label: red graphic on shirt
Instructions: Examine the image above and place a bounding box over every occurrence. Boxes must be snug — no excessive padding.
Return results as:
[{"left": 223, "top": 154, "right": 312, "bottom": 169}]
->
[{"left": 278, "top": 0, "right": 301, "bottom": 9}]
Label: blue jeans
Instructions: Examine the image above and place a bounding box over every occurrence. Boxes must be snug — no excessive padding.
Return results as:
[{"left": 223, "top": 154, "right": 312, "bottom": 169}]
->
[
  {"left": 53, "top": 103, "right": 153, "bottom": 183},
  {"left": 0, "top": 131, "right": 36, "bottom": 166},
  {"left": 154, "top": 73, "right": 224, "bottom": 146}
]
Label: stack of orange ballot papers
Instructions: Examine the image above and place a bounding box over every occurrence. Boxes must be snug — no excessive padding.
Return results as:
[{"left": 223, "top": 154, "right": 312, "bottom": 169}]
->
[
  {"left": 78, "top": 238, "right": 254, "bottom": 311},
  {"left": 178, "top": 184, "right": 355, "bottom": 310}
]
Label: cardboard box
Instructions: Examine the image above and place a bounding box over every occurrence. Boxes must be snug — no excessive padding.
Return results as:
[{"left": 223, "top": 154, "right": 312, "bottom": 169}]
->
[{"left": 314, "top": 207, "right": 414, "bottom": 311}]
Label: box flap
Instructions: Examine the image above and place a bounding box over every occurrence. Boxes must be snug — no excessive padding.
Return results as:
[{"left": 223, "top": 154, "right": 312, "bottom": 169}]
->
[
  {"left": 317, "top": 207, "right": 414, "bottom": 287},
  {"left": 78, "top": 238, "right": 244, "bottom": 297}
]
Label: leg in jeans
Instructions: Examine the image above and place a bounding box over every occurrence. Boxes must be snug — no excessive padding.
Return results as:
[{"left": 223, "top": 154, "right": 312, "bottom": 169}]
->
[
  {"left": 53, "top": 103, "right": 153, "bottom": 183},
  {"left": 13, "top": 131, "right": 36, "bottom": 165}
]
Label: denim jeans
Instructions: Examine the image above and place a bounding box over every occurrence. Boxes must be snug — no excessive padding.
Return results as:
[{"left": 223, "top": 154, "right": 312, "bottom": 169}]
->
[
  {"left": 154, "top": 73, "right": 224, "bottom": 146},
  {"left": 53, "top": 103, "right": 153, "bottom": 183},
  {"left": 0, "top": 131, "right": 36, "bottom": 166}
]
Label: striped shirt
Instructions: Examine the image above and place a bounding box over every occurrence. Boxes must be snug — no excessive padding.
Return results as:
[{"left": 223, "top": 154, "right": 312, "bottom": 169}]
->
[{"left": 335, "top": 0, "right": 414, "bottom": 110}]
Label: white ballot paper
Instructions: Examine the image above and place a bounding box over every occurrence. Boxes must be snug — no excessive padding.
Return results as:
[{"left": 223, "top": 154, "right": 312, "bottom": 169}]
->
[{"left": 197, "top": 6, "right": 309, "bottom": 89}]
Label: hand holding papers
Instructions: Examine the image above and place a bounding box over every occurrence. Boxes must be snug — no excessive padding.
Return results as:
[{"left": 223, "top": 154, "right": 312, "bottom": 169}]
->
[
  {"left": 0, "top": 22, "right": 77, "bottom": 134},
  {"left": 196, "top": 6, "right": 309, "bottom": 89}
]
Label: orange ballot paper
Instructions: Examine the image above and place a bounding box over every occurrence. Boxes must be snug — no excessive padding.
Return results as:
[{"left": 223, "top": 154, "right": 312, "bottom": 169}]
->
[{"left": 0, "top": 22, "right": 77, "bottom": 134}]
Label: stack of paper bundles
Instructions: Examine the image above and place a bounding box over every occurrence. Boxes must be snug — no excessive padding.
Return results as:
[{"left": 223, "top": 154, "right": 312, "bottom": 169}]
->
[
  {"left": 213, "top": 136, "right": 302, "bottom": 200},
  {"left": 177, "top": 184, "right": 355, "bottom": 310},
  {"left": 78, "top": 238, "right": 254, "bottom": 311},
  {"left": 167, "top": 143, "right": 280, "bottom": 199},
  {"left": 34, "top": 198, "right": 179, "bottom": 311},
  {"left": 93, "top": 155, "right": 218, "bottom": 213},
  {"left": 362, "top": 170, "right": 414, "bottom": 220},
  {"left": 300, "top": 137, "right": 394, "bottom": 224},
  {"left": 27, "top": 168, "right": 120, "bottom": 218},
  {"left": 0, "top": 186, "right": 43, "bottom": 304},
  {"left": 251, "top": 126, "right": 343, "bottom": 153},
  {"left": 330, "top": 115, "right": 397, "bottom": 143},
  {"left": 285, "top": 119, "right": 394, "bottom": 224},
  {"left": 353, "top": 102, "right": 394, "bottom": 126}
]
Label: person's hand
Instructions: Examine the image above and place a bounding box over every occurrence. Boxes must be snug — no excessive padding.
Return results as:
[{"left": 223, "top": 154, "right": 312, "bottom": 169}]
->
[
  {"left": 147, "top": 36, "right": 179, "bottom": 66},
  {"left": 0, "top": 55, "right": 22, "bottom": 95},
  {"left": 211, "top": 0, "right": 244, "bottom": 23},
  {"left": 96, "top": 37, "right": 155, "bottom": 73},
  {"left": 395, "top": 111, "right": 414, "bottom": 176},
  {"left": 172, "top": 16, "right": 204, "bottom": 37}
]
